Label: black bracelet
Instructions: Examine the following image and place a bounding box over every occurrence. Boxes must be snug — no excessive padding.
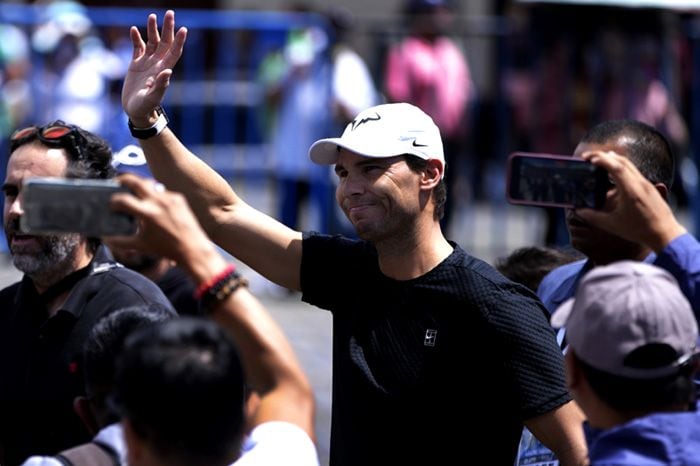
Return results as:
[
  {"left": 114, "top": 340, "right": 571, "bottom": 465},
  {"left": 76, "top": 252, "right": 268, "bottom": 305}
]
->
[
  {"left": 128, "top": 106, "right": 169, "bottom": 139},
  {"left": 201, "top": 271, "right": 249, "bottom": 312}
]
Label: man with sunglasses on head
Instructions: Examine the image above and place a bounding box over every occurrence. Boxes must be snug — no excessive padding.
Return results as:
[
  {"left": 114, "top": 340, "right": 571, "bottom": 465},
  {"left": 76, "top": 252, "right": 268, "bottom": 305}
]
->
[{"left": 0, "top": 120, "right": 175, "bottom": 465}]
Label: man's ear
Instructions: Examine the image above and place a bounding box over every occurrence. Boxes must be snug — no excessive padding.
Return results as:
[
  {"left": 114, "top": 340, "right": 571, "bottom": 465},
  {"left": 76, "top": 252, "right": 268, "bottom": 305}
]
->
[
  {"left": 421, "top": 159, "right": 444, "bottom": 189},
  {"left": 73, "top": 396, "right": 99, "bottom": 437},
  {"left": 655, "top": 182, "right": 670, "bottom": 201}
]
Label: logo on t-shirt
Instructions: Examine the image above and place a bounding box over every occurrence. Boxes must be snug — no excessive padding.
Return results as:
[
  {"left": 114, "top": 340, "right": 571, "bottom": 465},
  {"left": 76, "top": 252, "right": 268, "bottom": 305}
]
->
[{"left": 424, "top": 329, "right": 437, "bottom": 347}]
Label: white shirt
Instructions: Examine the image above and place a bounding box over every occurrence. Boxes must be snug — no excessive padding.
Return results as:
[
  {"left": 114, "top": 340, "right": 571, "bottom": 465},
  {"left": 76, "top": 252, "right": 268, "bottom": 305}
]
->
[
  {"left": 20, "top": 423, "right": 126, "bottom": 466},
  {"left": 20, "top": 421, "right": 318, "bottom": 466},
  {"left": 234, "top": 421, "right": 319, "bottom": 466}
]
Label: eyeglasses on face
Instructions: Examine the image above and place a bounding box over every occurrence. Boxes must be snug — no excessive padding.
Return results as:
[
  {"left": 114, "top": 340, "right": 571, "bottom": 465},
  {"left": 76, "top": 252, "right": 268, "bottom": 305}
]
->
[{"left": 10, "top": 123, "right": 86, "bottom": 161}]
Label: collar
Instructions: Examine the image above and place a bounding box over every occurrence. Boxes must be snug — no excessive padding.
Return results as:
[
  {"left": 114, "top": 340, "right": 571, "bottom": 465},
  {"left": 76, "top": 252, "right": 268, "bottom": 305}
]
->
[
  {"left": 94, "top": 423, "right": 127, "bottom": 464},
  {"left": 39, "top": 263, "right": 92, "bottom": 304}
]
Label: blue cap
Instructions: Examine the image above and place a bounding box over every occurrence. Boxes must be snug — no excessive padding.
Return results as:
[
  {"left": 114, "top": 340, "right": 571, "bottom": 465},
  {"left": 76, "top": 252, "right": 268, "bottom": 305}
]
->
[{"left": 112, "top": 144, "right": 153, "bottom": 179}]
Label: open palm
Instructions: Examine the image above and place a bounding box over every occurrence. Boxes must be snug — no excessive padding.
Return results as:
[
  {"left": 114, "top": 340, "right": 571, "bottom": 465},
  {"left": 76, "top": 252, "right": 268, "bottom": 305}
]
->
[{"left": 122, "top": 10, "right": 187, "bottom": 122}]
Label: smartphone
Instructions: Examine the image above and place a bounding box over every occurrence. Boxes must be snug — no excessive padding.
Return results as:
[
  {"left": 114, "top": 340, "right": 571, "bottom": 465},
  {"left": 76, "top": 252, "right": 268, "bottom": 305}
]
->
[
  {"left": 20, "top": 177, "right": 137, "bottom": 236},
  {"left": 505, "top": 152, "right": 610, "bottom": 209}
]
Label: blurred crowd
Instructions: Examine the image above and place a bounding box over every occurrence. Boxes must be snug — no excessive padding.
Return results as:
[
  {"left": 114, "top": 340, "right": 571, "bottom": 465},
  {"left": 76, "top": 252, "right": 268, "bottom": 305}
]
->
[{"left": 0, "top": 0, "right": 696, "bottom": 243}]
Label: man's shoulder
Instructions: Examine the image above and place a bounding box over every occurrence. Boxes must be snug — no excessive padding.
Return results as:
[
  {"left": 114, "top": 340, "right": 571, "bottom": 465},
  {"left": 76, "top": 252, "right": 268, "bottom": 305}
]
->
[
  {"left": 537, "top": 259, "right": 588, "bottom": 310},
  {"left": 587, "top": 411, "right": 700, "bottom": 465},
  {"left": 538, "top": 259, "right": 587, "bottom": 293},
  {"left": 91, "top": 261, "right": 157, "bottom": 286},
  {"left": 79, "top": 262, "right": 174, "bottom": 309},
  {"left": 0, "top": 280, "right": 21, "bottom": 295},
  {"left": 0, "top": 280, "right": 23, "bottom": 306},
  {"left": 443, "top": 246, "right": 516, "bottom": 286},
  {"left": 303, "top": 233, "right": 373, "bottom": 261},
  {"left": 236, "top": 422, "right": 319, "bottom": 466}
]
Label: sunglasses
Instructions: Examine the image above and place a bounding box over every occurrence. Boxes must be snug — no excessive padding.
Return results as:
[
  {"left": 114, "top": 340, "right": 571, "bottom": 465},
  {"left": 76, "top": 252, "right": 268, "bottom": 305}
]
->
[{"left": 10, "top": 123, "right": 86, "bottom": 161}]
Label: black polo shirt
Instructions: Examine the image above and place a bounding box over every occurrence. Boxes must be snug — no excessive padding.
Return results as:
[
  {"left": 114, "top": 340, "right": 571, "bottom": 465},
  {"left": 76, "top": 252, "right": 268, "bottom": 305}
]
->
[{"left": 0, "top": 246, "right": 175, "bottom": 465}]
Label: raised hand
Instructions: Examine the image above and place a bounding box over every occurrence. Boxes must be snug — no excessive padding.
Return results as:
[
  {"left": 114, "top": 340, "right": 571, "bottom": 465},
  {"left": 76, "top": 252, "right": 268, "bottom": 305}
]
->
[
  {"left": 576, "top": 150, "right": 687, "bottom": 252},
  {"left": 122, "top": 10, "right": 188, "bottom": 126}
]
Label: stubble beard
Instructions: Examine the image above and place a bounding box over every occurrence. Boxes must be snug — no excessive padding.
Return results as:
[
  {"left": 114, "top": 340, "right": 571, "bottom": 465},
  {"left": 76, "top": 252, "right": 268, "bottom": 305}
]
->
[{"left": 12, "top": 233, "right": 83, "bottom": 284}]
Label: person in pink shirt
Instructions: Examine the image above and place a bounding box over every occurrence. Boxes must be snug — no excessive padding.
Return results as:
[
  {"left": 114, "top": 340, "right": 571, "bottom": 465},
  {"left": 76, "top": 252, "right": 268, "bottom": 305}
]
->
[{"left": 384, "top": 0, "right": 475, "bottom": 233}]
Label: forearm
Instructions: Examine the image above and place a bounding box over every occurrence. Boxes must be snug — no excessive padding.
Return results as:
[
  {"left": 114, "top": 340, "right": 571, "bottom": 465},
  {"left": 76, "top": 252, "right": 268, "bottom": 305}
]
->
[
  {"left": 138, "top": 127, "right": 241, "bottom": 237},
  {"left": 180, "top": 240, "right": 313, "bottom": 434},
  {"left": 654, "top": 233, "right": 700, "bottom": 317},
  {"left": 206, "top": 269, "right": 314, "bottom": 436},
  {"left": 525, "top": 401, "right": 588, "bottom": 466}
]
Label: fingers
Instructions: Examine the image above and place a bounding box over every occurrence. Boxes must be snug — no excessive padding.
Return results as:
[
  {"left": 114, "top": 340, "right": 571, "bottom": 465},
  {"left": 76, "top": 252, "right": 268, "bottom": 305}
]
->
[
  {"left": 580, "top": 150, "right": 640, "bottom": 193},
  {"left": 129, "top": 26, "right": 145, "bottom": 59},
  {"left": 167, "top": 27, "right": 188, "bottom": 66},
  {"left": 146, "top": 13, "right": 160, "bottom": 53},
  {"left": 154, "top": 69, "right": 173, "bottom": 92},
  {"left": 117, "top": 173, "right": 159, "bottom": 199},
  {"left": 137, "top": 10, "right": 186, "bottom": 68},
  {"left": 161, "top": 10, "right": 175, "bottom": 45}
]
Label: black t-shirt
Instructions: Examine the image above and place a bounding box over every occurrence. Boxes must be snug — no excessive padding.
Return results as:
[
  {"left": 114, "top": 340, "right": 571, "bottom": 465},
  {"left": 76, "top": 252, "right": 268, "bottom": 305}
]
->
[
  {"left": 0, "top": 247, "right": 175, "bottom": 465},
  {"left": 301, "top": 233, "right": 570, "bottom": 466},
  {"left": 156, "top": 265, "right": 201, "bottom": 316}
]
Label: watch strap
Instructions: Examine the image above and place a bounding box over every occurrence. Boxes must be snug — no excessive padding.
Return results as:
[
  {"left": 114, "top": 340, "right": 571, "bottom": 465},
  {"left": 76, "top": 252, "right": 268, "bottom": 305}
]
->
[{"left": 128, "top": 106, "right": 169, "bottom": 139}]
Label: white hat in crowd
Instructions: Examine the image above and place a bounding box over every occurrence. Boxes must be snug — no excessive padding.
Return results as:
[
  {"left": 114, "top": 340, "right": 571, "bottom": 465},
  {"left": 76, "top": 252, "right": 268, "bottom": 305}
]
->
[{"left": 309, "top": 102, "right": 444, "bottom": 169}]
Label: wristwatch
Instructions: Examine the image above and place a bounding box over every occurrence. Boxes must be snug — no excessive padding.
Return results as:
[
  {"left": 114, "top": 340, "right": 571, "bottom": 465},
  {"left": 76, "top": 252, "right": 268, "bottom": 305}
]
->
[{"left": 128, "top": 106, "right": 169, "bottom": 139}]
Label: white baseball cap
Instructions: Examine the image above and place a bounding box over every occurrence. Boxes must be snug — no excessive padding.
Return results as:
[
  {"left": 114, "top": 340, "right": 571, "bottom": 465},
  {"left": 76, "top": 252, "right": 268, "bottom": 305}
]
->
[{"left": 308, "top": 103, "right": 445, "bottom": 168}]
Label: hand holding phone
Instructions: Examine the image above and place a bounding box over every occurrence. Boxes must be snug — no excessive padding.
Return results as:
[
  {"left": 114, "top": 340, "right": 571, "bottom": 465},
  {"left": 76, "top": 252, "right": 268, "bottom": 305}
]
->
[
  {"left": 21, "top": 177, "right": 137, "bottom": 236},
  {"left": 505, "top": 152, "right": 610, "bottom": 209}
]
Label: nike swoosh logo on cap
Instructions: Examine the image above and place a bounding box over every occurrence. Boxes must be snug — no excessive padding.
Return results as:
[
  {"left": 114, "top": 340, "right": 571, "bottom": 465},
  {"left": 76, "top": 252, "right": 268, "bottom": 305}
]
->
[{"left": 412, "top": 140, "right": 428, "bottom": 147}]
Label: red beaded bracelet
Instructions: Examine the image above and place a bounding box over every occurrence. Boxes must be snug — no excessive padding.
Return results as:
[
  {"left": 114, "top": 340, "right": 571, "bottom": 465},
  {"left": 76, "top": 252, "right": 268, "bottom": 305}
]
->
[{"left": 194, "top": 263, "right": 236, "bottom": 300}]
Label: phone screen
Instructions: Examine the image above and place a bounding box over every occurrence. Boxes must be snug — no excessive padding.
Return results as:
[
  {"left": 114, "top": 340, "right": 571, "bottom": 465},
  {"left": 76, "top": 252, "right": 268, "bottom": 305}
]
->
[
  {"left": 506, "top": 152, "right": 609, "bottom": 209},
  {"left": 21, "top": 177, "right": 137, "bottom": 236}
]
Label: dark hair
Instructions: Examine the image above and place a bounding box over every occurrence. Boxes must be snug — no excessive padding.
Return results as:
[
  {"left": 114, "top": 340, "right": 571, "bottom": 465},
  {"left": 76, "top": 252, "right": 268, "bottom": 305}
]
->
[
  {"left": 580, "top": 119, "right": 675, "bottom": 188},
  {"left": 115, "top": 318, "right": 245, "bottom": 466},
  {"left": 404, "top": 155, "right": 447, "bottom": 220},
  {"left": 495, "top": 246, "right": 583, "bottom": 292},
  {"left": 83, "top": 304, "right": 174, "bottom": 426},
  {"left": 574, "top": 349, "right": 697, "bottom": 413},
  {"left": 10, "top": 120, "right": 115, "bottom": 180}
]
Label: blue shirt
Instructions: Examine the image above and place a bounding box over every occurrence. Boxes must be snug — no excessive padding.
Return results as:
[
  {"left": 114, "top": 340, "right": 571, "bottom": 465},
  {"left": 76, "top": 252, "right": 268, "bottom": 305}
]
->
[
  {"left": 538, "top": 233, "right": 700, "bottom": 318},
  {"left": 585, "top": 410, "right": 700, "bottom": 465},
  {"left": 516, "top": 233, "right": 700, "bottom": 466}
]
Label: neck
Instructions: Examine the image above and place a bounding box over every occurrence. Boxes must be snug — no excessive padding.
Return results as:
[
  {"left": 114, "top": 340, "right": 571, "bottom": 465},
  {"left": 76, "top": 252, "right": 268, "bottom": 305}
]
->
[
  {"left": 32, "top": 246, "right": 94, "bottom": 317},
  {"left": 585, "top": 391, "right": 691, "bottom": 430},
  {"left": 591, "top": 404, "right": 690, "bottom": 430},
  {"left": 376, "top": 222, "right": 453, "bottom": 280},
  {"left": 31, "top": 248, "right": 93, "bottom": 293},
  {"left": 588, "top": 245, "right": 651, "bottom": 266}
]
